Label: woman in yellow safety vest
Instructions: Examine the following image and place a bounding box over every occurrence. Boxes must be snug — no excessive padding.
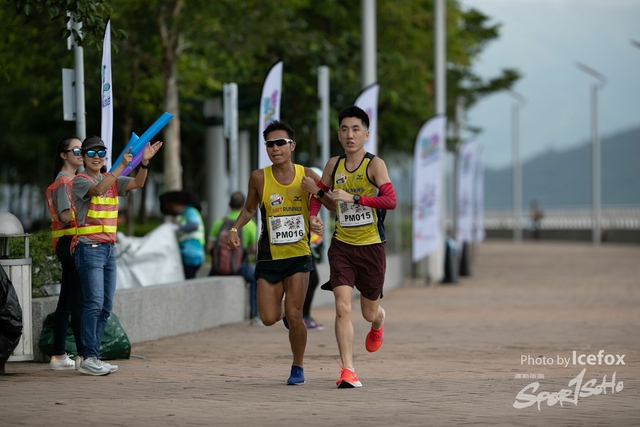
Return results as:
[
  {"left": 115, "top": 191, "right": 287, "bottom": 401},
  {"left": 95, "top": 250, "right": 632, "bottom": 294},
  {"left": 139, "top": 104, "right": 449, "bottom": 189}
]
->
[
  {"left": 45, "top": 135, "right": 85, "bottom": 371},
  {"left": 72, "top": 136, "right": 162, "bottom": 376}
]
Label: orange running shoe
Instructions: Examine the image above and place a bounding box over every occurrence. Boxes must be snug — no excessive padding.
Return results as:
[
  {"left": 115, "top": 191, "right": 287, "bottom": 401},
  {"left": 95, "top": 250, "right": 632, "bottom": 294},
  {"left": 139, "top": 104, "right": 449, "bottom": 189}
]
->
[
  {"left": 365, "top": 307, "right": 385, "bottom": 352},
  {"left": 336, "top": 368, "right": 362, "bottom": 388}
]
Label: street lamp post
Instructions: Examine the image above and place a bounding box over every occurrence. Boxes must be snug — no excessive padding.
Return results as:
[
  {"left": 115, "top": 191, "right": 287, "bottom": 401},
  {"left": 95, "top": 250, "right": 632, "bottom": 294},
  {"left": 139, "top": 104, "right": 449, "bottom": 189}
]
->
[
  {"left": 508, "top": 91, "right": 526, "bottom": 244},
  {"left": 575, "top": 62, "right": 607, "bottom": 246},
  {"left": 432, "top": 0, "right": 447, "bottom": 283},
  {"left": 361, "top": 0, "right": 377, "bottom": 88}
]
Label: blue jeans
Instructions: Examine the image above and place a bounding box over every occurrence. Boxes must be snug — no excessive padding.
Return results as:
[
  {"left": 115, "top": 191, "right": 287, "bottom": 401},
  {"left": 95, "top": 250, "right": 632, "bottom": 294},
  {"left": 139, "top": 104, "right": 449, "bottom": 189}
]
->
[{"left": 74, "top": 242, "right": 116, "bottom": 359}]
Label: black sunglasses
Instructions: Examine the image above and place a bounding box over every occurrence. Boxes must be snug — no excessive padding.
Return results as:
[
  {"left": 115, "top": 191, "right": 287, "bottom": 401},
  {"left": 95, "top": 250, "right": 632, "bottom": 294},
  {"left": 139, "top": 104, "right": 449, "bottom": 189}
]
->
[
  {"left": 65, "top": 148, "right": 82, "bottom": 156},
  {"left": 265, "top": 138, "right": 293, "bottom": 148},
  {"left": 84, "top": 149, "right": 107, "bottom": 158}
]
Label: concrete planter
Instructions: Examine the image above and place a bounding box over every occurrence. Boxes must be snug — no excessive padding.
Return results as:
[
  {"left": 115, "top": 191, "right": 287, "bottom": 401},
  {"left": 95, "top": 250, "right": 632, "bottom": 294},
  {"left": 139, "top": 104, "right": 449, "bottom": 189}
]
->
[{"left": 28, "top": 253, "right": 407, "bottom": 362}]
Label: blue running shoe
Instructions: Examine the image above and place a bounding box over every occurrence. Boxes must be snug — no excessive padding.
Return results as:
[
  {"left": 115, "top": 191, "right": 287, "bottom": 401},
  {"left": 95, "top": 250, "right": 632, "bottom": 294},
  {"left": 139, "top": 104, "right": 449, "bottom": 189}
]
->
[
  {"left": 282, "top": 316, "right": 289, "bottom": 330},
  {"left": 287, "top": 365, "right": 305, "bottom": 385}
]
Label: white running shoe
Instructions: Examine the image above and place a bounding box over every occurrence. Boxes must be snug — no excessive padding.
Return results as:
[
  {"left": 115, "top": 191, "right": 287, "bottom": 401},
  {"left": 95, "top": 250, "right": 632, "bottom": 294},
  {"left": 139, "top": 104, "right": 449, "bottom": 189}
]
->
[
  {"left": 78, "top": 357, "right": 110, "bottom": 376},
  {"left": 99, "top": 359, "right": 118, "bottom": 373},
  {"left": 49, "top": 354, "right": 76, "bottom": 371}
]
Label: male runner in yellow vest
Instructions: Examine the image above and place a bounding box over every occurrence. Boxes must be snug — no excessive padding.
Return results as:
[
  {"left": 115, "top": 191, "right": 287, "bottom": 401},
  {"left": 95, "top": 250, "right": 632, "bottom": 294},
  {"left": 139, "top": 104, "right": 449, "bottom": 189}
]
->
[
  {"left": 302, "top": 106, "right": 397, "bottom": 388},
  {"left": 227, "top": 120, "right": 329, "bottom": 385}
]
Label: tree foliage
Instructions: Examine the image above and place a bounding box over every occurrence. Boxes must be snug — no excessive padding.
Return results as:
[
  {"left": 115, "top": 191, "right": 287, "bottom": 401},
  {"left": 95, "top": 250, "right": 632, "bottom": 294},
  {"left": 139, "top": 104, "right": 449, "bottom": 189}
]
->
[
  {"left": 1, "top": 0, "right": 520, "bottom": 213},
  {"left": 7, "top": 0, "right": 116, "bottom": 46}
]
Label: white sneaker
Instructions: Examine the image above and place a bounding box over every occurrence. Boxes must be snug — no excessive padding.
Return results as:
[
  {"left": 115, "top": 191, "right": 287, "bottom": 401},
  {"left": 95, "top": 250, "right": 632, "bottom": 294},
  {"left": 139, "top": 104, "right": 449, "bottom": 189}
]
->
[
  {"left": 75, "top": 356, "right": 83, "bottom": 371},
  {"left": 99, "top": 359, "right": 118, "bottom": 373},
  {"left": 49, "top": 354, "right": 75, "bottom": 371},
  {"left": 78, "top": 357, "right": 110, "bottom": 376}
]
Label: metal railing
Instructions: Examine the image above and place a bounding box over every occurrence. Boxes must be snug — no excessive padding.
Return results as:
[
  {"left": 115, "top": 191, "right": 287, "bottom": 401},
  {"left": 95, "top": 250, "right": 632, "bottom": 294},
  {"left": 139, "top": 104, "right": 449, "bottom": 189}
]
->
[{"left": 479, "top": 206, "right": 640, "bottom": 230}]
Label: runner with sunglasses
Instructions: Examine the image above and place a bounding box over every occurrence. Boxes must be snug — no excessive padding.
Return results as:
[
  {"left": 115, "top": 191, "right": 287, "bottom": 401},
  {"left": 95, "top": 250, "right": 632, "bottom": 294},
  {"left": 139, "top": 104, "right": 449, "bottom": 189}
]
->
[
  {"left": 45, "top": 136, "right": 85, "bottom": 371},
  {"left": 226, "top": 120, "right": 333, "bottom": 385},
  {"left": 301, "top": 106, "right": 397, "bottom": 388},
  {"left": 72, "top": 135, "right": 162, "bottom": 376}
]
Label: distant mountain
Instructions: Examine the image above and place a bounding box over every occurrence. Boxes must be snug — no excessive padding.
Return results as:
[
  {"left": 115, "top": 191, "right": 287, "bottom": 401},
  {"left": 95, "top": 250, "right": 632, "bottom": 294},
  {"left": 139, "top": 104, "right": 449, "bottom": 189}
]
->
[{"left": 484, "top": 126, "right": 640, "bottom": 209}]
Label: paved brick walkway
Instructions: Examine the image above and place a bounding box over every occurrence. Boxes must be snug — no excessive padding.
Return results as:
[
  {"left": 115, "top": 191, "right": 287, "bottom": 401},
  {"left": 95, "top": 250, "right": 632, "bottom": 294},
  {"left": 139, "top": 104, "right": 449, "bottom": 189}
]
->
[{"left": 2, "top": 241, "right": 640, "bottom": 426}]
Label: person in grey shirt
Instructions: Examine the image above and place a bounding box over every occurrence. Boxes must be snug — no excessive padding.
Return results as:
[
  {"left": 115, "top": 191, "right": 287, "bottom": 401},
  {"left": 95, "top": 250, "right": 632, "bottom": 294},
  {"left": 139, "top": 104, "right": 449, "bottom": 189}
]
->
[{"left": 72, "top": 135, "right": 162, "bottom": 376}]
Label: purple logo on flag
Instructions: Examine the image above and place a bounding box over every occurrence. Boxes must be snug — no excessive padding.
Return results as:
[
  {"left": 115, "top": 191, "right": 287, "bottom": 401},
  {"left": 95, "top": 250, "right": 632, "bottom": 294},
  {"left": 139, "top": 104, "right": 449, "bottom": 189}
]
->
[
  {"left": 262, "top": 90, "right": 279, "bottom": 128},
  {"left": 416, "top": 184, "right": 436, "bottom": 219},
  {"left": 420, "top": 134, "right": 440, "bottom": 165}
]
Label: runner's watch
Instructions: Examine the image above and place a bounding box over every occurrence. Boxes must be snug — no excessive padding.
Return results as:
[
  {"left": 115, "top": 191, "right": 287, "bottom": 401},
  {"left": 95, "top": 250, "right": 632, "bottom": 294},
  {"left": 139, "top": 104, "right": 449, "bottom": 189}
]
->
[
  {"left": 316, "top": 188, "right": 325, "bottom": 198},
  {"left": 353, "top": 195, "right": 361, "bottom": 205}
]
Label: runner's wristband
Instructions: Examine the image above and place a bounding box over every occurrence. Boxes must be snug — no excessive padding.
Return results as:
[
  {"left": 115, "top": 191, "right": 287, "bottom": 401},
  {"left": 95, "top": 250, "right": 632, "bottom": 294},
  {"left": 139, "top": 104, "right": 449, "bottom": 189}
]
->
[{"left": 139, "top": 162, "right": 149, "bottom": 169}]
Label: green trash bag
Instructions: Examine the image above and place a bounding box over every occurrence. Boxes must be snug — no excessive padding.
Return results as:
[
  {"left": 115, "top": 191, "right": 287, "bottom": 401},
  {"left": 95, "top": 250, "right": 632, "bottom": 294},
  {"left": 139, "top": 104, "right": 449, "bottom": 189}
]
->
[{"left": 38, "top": 312, "right": 131, "bottom": 360}]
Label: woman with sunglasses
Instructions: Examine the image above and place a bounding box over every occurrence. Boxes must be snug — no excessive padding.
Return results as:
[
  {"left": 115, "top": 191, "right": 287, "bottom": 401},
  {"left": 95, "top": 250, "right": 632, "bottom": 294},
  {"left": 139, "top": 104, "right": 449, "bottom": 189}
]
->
[
  {"left": 72, "top": 135, "right": 162, "bottom": 376},
  {"left": 45, "top": 136, "right": 85, "bottom": 371}
]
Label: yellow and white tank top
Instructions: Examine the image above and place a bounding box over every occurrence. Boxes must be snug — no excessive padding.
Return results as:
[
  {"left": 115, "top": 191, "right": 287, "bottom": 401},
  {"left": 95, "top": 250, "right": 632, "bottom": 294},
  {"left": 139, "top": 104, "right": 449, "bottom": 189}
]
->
[
  {"left": 258, "top": 164, "right": 311, "bottom": 261},
  {"left": 332, "top": 153, "right": 386, "bottom": 245}
]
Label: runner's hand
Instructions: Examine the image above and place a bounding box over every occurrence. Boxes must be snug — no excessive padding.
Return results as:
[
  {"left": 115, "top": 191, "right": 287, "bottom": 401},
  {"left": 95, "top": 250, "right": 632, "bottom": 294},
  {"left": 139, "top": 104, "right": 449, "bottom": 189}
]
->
[
  {"left": 142, "top": 141, "right": 163, "bottom": 162},
  {"left": 310, "top": 216, "right": 323, "bottom": 235},
  {"left": 120, "top": 147, "right": 133, "bottom": 168},
  {"left": 330, "top": 189, "right": 354, "bottom": 203},
  {"left": 301, "top": 176, "right": 319, "bottom": 194},
  {"left": 227, "top": 230, "right": 241, "bottom": 249}
]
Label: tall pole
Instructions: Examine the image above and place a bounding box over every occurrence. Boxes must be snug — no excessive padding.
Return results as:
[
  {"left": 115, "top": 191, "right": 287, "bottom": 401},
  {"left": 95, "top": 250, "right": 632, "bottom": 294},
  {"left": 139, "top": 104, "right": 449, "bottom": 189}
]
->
[
  {"left": 204, "top": 99, "right": 227, "bottom": 229},
  {"left": 576, "top": 62, "right": 607, "bottom": 246},
  {"left": 452, "top": 97, "right": 464, "bottom": 241},
  {"left": 435, "top": 0, "right": 446, "bottom": 116},
  {"left": 512, "top": 103, "right": 521, "bottom": 243},
  {"left": 361, "top": 0, "right": 378, "bottom": 164},
  {"left": 70, "top": 17, "right": 86, "bottom": 140},
  {"left": 591, "top": 84, "right": 601, "bottom": 246},
  {"left": 224, "top": 83, "right": 239, "bottom": 192},
  {"left": 430, "top": 0, "right": 446, "bottom": 282},
  {"left": 317, "top": 66, "right": 331, "bottom": 260},
  {"left": 508, "top": 92, "right": 526, "bottom": 243},
  {"left": 238, "top": 130, "right": 250, "bottom": 195},
  {"left": 361, "top": 0, "right": 377, "bottom": 88}
]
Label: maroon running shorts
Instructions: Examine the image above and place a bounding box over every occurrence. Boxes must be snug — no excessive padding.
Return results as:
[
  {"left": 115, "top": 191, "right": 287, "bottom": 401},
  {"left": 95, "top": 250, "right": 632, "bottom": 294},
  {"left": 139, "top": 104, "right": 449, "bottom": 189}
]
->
[{"left": 326, "top": 237, "right": 386, "bottom": 301}]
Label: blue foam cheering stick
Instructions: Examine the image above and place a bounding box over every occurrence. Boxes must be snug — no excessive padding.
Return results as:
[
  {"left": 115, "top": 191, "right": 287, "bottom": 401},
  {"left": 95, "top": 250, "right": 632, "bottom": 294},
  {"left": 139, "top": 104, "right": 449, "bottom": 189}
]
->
[
  {"left": 109, "top": 112, "right": 174, "bottom": 172},
  {"left": 110, "top": 132, "right": 139, "bottom": 173},
  {"left": 129, "top": 112, "right": 173, "bottom": 156},
  {"left": 120, "top": 146, "right": 145, "bottom": 176}
]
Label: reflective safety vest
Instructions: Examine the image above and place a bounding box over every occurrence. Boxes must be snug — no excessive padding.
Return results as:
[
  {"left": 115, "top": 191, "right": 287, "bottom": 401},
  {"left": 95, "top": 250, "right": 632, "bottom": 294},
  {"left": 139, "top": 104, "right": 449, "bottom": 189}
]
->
[
  {"left": 74, "top": 173, "right": 119, "bottom": 244},
  {"left": 45, "top": 175, "right": 77, "bottom": 252}
]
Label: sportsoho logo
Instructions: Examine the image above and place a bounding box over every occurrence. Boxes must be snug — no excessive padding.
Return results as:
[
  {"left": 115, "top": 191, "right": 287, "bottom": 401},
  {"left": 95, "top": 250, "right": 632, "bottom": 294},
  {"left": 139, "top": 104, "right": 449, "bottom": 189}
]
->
[{"left": 513, "top": 350, "right": 626, "bottom": 410}]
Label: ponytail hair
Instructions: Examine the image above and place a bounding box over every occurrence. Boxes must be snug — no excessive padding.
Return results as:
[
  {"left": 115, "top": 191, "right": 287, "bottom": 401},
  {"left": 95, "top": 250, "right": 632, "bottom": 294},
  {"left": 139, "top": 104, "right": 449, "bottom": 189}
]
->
[{"left": 53, "top": 135, "right": 79, "bottom": 181}]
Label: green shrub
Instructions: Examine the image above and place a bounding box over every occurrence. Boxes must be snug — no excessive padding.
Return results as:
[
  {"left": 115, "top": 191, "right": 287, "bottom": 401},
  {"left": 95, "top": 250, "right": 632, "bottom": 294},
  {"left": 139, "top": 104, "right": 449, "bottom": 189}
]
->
[{"left": 8, "top": 229, "right": 61, "bottom": 297}]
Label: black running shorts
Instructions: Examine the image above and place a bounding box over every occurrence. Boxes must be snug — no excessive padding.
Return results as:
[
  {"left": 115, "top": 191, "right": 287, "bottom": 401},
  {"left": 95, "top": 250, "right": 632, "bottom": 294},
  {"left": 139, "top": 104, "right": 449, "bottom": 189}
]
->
[{"left": 255, "top": 255, "right": 313, "bottom": 284}]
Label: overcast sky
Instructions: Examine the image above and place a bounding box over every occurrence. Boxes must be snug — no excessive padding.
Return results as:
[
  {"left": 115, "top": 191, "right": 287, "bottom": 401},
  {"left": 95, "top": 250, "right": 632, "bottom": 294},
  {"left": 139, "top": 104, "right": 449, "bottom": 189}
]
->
[{"left": 458, "top": 0, "right": 640, "bottom": 169}]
